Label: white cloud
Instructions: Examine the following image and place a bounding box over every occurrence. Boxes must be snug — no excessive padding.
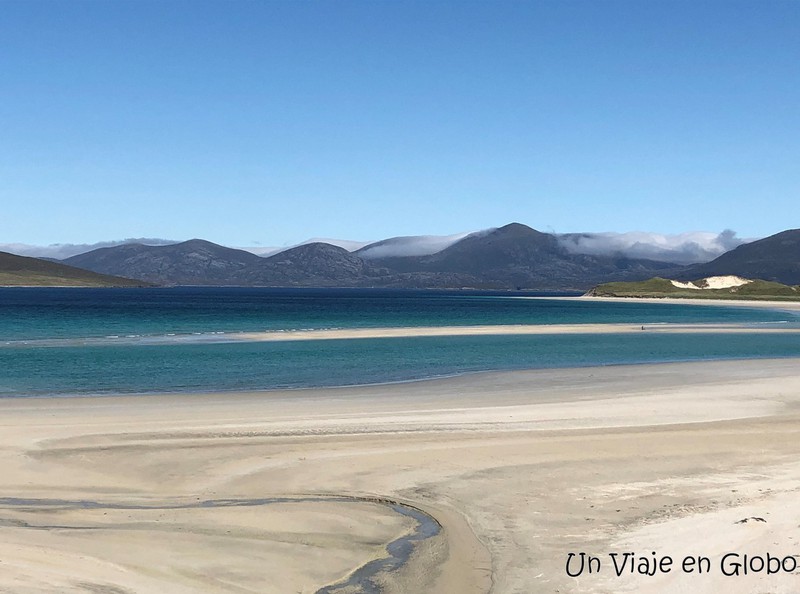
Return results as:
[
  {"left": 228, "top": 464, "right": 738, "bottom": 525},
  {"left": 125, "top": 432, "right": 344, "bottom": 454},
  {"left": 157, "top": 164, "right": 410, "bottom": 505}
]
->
[
  {"left": 235, "top": 246, "right": 284, "bottom": 257},
  {"left": 0, "top": 238, "right": 179, "bottom": 260},
  {"left": 557, "top": 229, "right": 748, "bottom": 264},
  {"left": 236, "top": 238, "right": 373, "bottom": 257},
  {"left": 301, "top": 238, "right": 374, "bottom": 252},
  {"left": 357, "top": 232, "right": 473, "bottom": 259},
  {"left": 238, "top": 235, "right": 467, "bottom": 259},
  {"left": 2, "top": 229, "right": 750, "bottom": 265}
]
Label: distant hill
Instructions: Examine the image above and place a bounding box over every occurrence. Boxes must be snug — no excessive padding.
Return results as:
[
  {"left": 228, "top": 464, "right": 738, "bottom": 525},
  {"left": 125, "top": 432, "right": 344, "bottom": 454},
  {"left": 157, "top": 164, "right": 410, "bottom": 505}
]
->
[
  {"left": 58, "top": 223, "right": 683, "bottom": 289},
  {"left": 64, "top": 239, "right": 263, "bottom": 285},
  {"left": 587, "top": 276, "right": 800, "bottom": 300},
  {"left": 675, "top": 229, "right": 800, "bottom": 285},
  {"left": 233, "top": 242, "right": 385, "bottom": 286},
  {"left": 366, "top": 223, "right": 681, "bottom": 289},
  {"left": 0, "top": 251, "right": 149, "bottom": 287},
  {"left": 60, "top": 225, "right": 800, "bottom": 290}
]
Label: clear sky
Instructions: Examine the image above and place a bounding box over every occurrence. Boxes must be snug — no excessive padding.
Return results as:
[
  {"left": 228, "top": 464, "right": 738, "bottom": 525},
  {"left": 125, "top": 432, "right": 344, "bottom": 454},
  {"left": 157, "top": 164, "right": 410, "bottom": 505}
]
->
[{"left": 1, "top": 0, "right": 798, "bottom": 247}]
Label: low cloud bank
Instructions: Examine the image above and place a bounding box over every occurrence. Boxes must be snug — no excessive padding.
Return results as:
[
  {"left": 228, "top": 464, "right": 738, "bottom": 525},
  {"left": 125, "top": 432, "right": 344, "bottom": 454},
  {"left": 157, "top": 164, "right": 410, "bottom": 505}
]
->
[
  {"left": 302, "top": 238, "right": 373, "bottom": 252},
  {"left": 357, "top": 232, "right": 473, "bottom": 259},
  {"left": 3, "top": 229, "right": 749, "bottom": 265},
  {"left": 558, "top": 230, "right": 746, "bottom": 264},
  {"left": 1, "top": 239, "right": 178, "bottom": 260},
  {"left": 239, "top": 238, "right": 373, "bottom": 258}
]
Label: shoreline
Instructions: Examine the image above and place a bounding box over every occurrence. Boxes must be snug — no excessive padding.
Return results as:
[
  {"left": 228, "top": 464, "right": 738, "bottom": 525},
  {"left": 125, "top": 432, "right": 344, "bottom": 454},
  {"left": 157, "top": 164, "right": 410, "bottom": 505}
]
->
[
  {"left": 577, "top": 293, "right": 800, "bottom": 311},
  {"left": 2, "top": 360, "right": 800, "bottom": 592},
  {"left": 5, "top": 320, "right": 798, "bottom": 351},
  {"left": 5, "top": 352, "right": 800, "bottom": 402},
  {"left": 3, "top": 290, "right": 800, "bottom": 592},
  {"left": 233, "top": 320, "right": 800, "bottom": 342},
  {"left": 3, "top": 358, "right": 798, "bottom": 426},
  {"left": 4, "top": 292, "right": 797, "bottom": 349}
]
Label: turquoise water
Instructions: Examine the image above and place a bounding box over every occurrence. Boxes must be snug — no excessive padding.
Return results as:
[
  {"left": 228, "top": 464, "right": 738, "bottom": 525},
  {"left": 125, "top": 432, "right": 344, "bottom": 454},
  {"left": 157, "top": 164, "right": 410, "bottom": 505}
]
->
[
  {"left": 0, "top": 287, "right": 794, "bottom": 341},
  {"left": 1, "top": 288, "right": 799, "bottom": 397}
]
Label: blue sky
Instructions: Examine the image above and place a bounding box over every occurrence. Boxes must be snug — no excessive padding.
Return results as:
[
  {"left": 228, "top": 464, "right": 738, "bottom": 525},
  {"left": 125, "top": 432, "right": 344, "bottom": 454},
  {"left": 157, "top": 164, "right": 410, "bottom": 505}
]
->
[{"left": 1, "top": 0, "right": 798, "bottom": 247}]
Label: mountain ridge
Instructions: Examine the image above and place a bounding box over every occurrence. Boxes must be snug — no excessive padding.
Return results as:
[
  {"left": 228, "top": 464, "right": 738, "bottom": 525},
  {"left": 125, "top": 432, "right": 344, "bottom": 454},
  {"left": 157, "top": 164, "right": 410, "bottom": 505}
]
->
[
  {"left": 64, "top": 239, "right": 263, "bottom": 285},
  {"left": 41, "top": 224, "right": 800, "bottom": 290},
  {"left": 57, "top": 223, "right": 682, "bottom": 289}
]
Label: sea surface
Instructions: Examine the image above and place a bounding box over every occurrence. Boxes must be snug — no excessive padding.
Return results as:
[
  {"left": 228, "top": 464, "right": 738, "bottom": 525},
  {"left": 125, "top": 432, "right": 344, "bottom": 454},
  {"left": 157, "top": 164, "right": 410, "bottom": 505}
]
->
[{"left": 1, "top": 287, "right": 799, "bottom": 397}]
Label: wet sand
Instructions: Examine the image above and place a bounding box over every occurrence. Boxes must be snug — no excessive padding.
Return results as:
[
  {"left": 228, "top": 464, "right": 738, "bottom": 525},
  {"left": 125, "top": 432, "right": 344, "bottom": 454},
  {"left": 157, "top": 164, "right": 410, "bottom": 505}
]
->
[{"left": 1, "top": 359, "right": 800, "bottom": 592}]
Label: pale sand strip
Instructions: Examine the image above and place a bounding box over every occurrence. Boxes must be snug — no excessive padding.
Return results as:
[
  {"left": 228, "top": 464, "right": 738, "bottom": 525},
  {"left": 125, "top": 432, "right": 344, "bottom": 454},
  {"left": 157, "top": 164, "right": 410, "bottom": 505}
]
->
[
  {"left": 2, "top": 359, "right": 800, "bottom": 592},
  {"left": 6, "top": 296, "right": 797, "bottom": 349},
  {"left": 579, "top": 294, "right": 800, "bottom": 312},
  {"left": 232, "top": 321, "right": 800, "bottom": 342},
  {"left": 234, "top": 295, "right": 799, "bottom": 342}
]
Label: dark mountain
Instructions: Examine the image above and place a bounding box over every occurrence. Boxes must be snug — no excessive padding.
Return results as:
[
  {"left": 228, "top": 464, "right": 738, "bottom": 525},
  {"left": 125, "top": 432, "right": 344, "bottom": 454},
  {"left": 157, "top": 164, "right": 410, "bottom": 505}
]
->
[
  {"left": 57, "top": 224, "right": 686, "bottom": 289},
  {"left": 419, "top": 223, "right": 561, "bottom": 272},
  {"left": 675, "top": 229, "right": 800, "bottom": 285},
  {"left": 368, "top": 223, "right": 680, "bottom": 289},
  {"left": 64, "top": 239, "right": 262, "bottom": 285},
  {"left": 0, "top": 251, "right": 148, "bottom": 287},
  {"left": 233, "top": 242, "right": 387, "bottom": 286}
]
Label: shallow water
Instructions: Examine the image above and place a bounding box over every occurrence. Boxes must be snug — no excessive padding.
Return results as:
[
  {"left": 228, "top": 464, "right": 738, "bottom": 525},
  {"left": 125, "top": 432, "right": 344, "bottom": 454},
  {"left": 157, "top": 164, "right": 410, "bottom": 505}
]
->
[{"left": 1, "top": 288, "right": 798, "bottom": 397}]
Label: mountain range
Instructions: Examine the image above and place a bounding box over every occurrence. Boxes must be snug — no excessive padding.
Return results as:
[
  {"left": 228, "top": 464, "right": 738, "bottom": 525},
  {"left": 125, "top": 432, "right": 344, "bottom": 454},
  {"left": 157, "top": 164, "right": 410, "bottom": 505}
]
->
[
  {"left": 63, "top": 239, "right": 264, "bottom": 286},
  {"left": 3, "top": 224, "right": 798, "bottom": 289},
  {"left": 51, "top": 223, "right": 681, "bottom": 289}
]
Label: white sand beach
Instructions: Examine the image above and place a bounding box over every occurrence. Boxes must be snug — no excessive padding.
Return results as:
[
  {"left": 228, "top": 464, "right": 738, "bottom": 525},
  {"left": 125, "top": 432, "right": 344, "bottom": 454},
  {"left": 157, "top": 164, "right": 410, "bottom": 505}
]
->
[
  {"left": 579, "top": 295, "right": 800, "bottom": 312},
  {"left": 1, "top": 358, "right": 800, "bottom": 593},
  {"left": 224, "top": 296, "right": 800, "bottom": 342},
  {"left": 232, "top": 322, "right": 800, "bottom": 343}
]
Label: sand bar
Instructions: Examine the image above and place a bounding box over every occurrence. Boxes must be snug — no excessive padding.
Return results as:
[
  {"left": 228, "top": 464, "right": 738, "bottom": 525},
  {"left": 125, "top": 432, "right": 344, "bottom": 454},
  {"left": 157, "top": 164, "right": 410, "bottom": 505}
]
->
[
  {"left": 2, "top": 359, "right": 800, "bottom": 592},
  {"left": 4, "top": 296, "right": 798, "bottom": 349},
  {"left": 233, "top": 322, "right": 800, "bottom": 342},
  {"left": 578, "top": 294, "right": 800, "bottom": 312},
  {"left": 8, "top": 321, "right": 800, "bottom": 350},
  {"left": 192, "top": 297, "right": 800, "bottom": 342}
]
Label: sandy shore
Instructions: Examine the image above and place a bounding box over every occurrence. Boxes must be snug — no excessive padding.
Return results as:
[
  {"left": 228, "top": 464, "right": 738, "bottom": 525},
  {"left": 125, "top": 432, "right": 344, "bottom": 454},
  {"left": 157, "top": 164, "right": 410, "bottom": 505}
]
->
[
  {"left": 232, "top": 322, "right": 800, "bottom": 342},
  {"left": 231, "top": 296, "right": 800, "bottom": 342},
  {"left": 6, "top": 296, "right": 798, "bottom": 349},
  {"left": 2, "top": 359, "right": 800, "bottom": 593},
  {"left": 578, "top": 294, "right": 800, "bottom": 313}
]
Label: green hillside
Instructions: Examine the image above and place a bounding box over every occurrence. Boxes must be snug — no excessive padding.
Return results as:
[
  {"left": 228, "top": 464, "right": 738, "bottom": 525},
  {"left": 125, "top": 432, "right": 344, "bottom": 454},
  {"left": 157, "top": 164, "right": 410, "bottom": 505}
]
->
[
  {"left": 0, "top": 251, "right": 151, "bottom": 287},
  {"left": 587, "top": 277, "right": 800, "bottom": 301}
]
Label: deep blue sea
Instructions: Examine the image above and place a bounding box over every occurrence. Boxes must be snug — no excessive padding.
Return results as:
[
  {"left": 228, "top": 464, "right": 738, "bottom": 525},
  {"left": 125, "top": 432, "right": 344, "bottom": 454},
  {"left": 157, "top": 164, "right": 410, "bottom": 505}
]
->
[{"left": 1, "top": 287, "right": 799, "bottom": 397}]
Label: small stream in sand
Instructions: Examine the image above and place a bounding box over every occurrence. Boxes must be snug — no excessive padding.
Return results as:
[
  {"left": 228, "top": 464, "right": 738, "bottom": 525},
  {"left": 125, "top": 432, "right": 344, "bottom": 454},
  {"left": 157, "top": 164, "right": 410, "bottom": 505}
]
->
[{"left": 0, "top": 494, "right": 442, "bottom": 594}]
